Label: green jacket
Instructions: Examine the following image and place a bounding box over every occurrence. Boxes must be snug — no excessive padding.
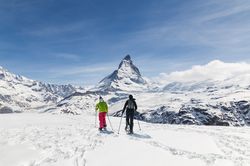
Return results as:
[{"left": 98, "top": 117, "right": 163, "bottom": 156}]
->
[{"left": 96, "top": 101, "right": 108, "bottom": 113}]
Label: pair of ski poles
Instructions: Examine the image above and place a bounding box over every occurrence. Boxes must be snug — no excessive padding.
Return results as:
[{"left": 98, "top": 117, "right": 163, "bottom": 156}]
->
[
  {"left": 95, "top": 111, "right": 141, "bottom": 134},
  {"left": 95, "top": 110, "right": 114, "bottom": 131},
  {"left": 117, "top": 112, "right": 141, "bottom": 134}
]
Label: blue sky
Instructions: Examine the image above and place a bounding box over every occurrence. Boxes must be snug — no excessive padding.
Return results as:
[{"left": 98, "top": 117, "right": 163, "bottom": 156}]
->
[{"left": 1, "top": 0, "right": 250, "bottom": 85}]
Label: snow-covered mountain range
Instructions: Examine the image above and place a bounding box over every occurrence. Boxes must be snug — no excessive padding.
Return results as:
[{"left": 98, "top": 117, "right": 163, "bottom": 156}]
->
[
  {"left": 1, "top": 56, "right": 250, "bottom": 126},
  {"left": 0, "top": 66, "right": 76, "bottom": 112}
]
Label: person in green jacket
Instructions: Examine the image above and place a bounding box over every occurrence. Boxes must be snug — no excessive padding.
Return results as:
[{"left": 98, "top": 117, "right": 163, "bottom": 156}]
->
[{"left": 95, "top": 96, "right": 108, "bottom": 131}]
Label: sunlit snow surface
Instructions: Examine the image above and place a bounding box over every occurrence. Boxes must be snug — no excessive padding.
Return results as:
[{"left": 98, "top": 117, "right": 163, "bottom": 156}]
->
[{"left": 0, "top": 113, "right": 249, "bottom": 166}]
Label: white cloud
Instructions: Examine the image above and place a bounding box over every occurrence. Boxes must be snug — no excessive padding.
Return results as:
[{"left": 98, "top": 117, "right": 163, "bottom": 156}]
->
[
  {"left": 115, "top": 0, "right": 250, "bottom": 60},
  {"left": 26, "top": 20, "right": 93, "bottom": 37},
  {"left": 157, "top": 60, "right": 250, "bottom": 84},
  {"left": 60, "top": 66, "right": 114, "bottom": 75},
  {"left": 47, "top": 63, "right": 116, "bottom": 77},
  {"left": 53, "top": 53, "right": 81, "bottom": 61}
]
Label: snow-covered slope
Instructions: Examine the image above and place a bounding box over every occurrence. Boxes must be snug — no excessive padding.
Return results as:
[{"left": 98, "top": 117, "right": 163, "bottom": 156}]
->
[
  {"left": 0, "top": 66, "right": 76, "bottom": 112},
  {"left": 136, "top": 60, "right": 250, "bottom": 126},
  {"left": 0, "top": 113, "right": 250, "bottom": 166}
]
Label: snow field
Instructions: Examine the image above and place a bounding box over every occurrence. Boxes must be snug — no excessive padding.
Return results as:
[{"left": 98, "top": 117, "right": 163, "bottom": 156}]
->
[{"left": 0, "top": 113, "right": 250, "bottom": 166}]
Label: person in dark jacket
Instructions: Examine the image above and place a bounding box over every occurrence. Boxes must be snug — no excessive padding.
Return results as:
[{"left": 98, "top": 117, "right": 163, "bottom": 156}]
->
[{"left": 122, "top": 95, "right": 137, "bottom": 134}]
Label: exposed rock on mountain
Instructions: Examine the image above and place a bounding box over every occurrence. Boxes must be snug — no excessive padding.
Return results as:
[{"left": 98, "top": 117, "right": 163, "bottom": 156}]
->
[{"left": 97, "top": 55, "right": 148, "bottom": 91}]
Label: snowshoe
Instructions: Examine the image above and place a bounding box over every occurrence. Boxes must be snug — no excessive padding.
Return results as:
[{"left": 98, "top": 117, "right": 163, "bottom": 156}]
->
[
  {"left": 127, "top": 130, "right": 134, "bottom": 135},
  {"left": 125, "top": 126, "right": 129, "bottom": 132},
  {"left": 98, "top": 128, "right": 103, "bottom": 131},
  {"left": 100, "top": 129, "right": 114, "bottom": 134}
]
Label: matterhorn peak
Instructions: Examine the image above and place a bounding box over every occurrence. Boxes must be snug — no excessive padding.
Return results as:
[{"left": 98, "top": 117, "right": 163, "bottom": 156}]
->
[
  {"left": 117, "top": 55, "right": 142, "bottom": 77},
  {"left": 118, "top": 55, "right": 132, "bottom": 68},
  {"left": 97, "top": 55, "right": 148, "bottom": 91},
  {"left": 124, "top": 54, "right": 131, "bottom": 60}
]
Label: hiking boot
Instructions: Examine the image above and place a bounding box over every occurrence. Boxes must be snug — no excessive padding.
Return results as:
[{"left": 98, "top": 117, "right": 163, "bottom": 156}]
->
[
  {"left": 128, "top": 130, "right": 133, "bottom": 134},
  {"left": 98, "top": 128, "right": 103, "bottom": 131}
]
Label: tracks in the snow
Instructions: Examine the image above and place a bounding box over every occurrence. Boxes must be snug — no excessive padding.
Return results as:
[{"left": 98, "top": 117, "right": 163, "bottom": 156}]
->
[
  {"left": 0, "top": 124, "right": 110, "bottom": 166},
  {"left": 128, "top": 125, "right": 250, "bottom": 166},
  {"left": 1, "top": 119, "right": 250, "bottom": 166}
]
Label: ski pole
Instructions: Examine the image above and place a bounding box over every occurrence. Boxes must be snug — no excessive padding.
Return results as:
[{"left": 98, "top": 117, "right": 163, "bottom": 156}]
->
[
  {"left": 135, "top": 110, "right": 141, "bottom": 131},
  {"left": 137, "top": 119, "right": 141, "bottom": 131},
  {"left": 95, "top": 110, "right": 97, "bottom": 128},
  {"left": 118, "top": 113, "right": 123, "bottom": 134},
  {"left": 107, "top": 113, "right": 114, "bottom": 131}
]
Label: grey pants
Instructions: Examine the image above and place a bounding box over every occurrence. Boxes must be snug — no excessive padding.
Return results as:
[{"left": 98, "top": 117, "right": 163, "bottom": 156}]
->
[{"left": 126, "top": 109, "right": 135, "bottom": 132}]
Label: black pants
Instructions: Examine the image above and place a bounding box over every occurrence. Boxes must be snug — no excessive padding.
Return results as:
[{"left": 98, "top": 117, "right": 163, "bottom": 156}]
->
[{"left": 126, "top": 109, "right": 134, "bottom": 132}]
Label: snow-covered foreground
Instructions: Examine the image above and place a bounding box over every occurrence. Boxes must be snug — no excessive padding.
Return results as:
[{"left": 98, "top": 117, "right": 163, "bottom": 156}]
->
[{"left": 0, "top": 113, "right": 250, "bottom": 166}]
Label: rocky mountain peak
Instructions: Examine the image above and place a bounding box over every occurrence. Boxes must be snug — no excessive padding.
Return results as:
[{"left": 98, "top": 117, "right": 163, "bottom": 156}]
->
[
  {"left": 117, "top": 55, "right": 142, "bottom": 77},
  {"left": 118, "top": 55, "right": 133, "bottom": 69},
  {"left": 123, "top": 54, "right": 131, "bottom": 61},
  {"left": 97, "top": 55, "right": 147, "bottom": 91}
]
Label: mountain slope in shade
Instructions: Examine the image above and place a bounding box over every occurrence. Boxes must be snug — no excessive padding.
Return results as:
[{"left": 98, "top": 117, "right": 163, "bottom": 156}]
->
[
  {"left": 97, "top": 55, "right": 148, "bottom": 91},
  {"left": 0, "top": 66, "right": 76, "bottom": 111}
]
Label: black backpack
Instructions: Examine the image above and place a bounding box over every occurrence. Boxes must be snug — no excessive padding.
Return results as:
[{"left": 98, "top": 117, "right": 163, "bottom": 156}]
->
[{"left": 127, "top": 99, "right": 135, "bottom": 109}]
